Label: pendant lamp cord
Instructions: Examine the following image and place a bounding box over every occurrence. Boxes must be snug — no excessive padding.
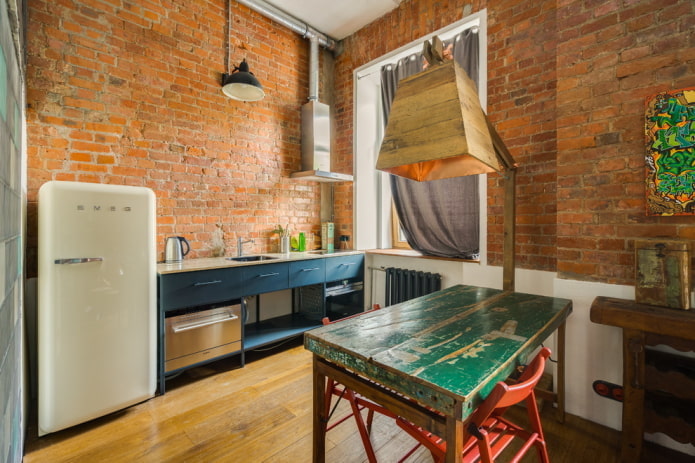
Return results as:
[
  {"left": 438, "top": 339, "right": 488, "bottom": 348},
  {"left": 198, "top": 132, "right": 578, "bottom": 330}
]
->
[{"left": 224, "top": 0, "right": 231, "bottom": 74}]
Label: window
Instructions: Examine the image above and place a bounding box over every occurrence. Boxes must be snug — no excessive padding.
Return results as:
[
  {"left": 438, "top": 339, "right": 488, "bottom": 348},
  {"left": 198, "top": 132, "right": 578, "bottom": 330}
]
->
[
  {"left": 353, "top": 11, "right": 488, "bottom": 261},
  {"left": 391, "top": 204, "right": 410, "bottom": 249}
]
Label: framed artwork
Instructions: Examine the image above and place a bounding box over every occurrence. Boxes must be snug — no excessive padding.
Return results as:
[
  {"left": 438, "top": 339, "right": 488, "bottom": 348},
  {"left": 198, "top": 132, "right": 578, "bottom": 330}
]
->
[{"left": 645, "top": 87, "right": 695, "bottom": 216}]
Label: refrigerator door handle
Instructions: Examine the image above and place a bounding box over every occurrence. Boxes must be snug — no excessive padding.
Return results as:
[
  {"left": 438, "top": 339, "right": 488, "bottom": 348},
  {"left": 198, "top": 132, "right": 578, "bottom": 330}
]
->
[{"left": 54, "top": 257, "right": 104, "bottom": 265}]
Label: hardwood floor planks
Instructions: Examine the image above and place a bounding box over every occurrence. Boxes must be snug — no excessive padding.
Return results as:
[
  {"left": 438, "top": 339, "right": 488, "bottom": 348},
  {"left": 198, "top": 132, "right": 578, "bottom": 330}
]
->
[{"left": 23, "top": 339, "right": 687, "bottom": 462}]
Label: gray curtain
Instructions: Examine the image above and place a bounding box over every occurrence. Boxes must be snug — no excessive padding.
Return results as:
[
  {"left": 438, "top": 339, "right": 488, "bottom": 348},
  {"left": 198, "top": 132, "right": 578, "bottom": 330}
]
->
[{"left": 380, "top": 29, "right": 480, "bottom": 259}]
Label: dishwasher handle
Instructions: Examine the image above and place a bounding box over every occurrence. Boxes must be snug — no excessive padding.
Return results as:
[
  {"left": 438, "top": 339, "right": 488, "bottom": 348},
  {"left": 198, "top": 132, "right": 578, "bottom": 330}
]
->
[{"left": 172, "top": 312, "right": 238, "bottom": 333}]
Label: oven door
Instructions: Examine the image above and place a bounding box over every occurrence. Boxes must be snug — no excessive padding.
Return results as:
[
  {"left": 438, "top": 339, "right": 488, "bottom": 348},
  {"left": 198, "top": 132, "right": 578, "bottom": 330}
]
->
[
  {"left": 165, "top": 304, "right": 242, "bottom": 372},
  {"left": 325, "top": 281, "right": 364, "bottom": 319}
]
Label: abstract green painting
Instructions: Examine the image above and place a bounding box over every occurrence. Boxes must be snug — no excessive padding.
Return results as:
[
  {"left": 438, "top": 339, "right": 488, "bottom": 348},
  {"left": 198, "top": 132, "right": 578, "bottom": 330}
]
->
[{"left": 645, "top": 87, "right": 695, "bottom": 215}]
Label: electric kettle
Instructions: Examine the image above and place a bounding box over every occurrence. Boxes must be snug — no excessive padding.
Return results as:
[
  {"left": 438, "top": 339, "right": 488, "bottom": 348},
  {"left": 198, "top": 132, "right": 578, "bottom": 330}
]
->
[{"left": 164, "top": 236, "right": 190, "bottom": 263}]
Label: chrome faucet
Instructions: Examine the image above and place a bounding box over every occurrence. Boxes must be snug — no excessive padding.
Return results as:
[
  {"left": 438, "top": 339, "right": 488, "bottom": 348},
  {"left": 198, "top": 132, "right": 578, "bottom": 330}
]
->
[{"left": 237, "top": 237, "right": 254, "bottom": 256}]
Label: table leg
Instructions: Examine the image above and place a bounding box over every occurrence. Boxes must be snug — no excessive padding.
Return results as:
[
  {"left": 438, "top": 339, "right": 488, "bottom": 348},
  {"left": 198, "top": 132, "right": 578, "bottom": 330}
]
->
[
  {"left": 313, "top": 355, "right": 327, "bottom": 463},
  {"left": 556, "top": 321, "right": 566, "bottom": 423},
  {"left": 620, "top": 329, "right": 645, "bottom": 463},
  {"left": 445, "top": 403, "right": 463, "bottom": 463}
]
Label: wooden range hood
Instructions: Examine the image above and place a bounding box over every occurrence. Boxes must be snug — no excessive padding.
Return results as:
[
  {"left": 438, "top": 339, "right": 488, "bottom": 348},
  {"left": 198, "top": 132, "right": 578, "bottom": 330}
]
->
[
  {"left": 377, "top": 58, "right": 515, "bottom": 180},
  {"left": 375, "top": 47, "right": 518, "bottom": 291}
]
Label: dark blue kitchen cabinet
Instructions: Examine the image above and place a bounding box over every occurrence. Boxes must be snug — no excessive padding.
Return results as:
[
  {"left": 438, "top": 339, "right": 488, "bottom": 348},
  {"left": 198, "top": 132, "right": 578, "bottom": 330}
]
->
[
  {"left": 289, "top": 258, "right": 326, "bottom": 288},
  {"left": 325, "top": 254, "right": 364, "bottom": 282},
  {"left": 157, "top": 252, "right": 365, "bottom": 393},
  {"left": 159, "top": 266, "right": 244, "bottom": 311},
  {"left": 242, "top": 262, "right": 289, "bottom": 294}
]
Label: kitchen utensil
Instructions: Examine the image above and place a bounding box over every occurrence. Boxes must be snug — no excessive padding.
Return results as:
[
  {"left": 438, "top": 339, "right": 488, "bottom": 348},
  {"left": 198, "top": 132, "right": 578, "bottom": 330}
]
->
[
  {"left": 280, "top": 236, "right": 290, "bottom": 254},
  {"left": 165, "top": 236, "right": 190, "bottom": 263}
]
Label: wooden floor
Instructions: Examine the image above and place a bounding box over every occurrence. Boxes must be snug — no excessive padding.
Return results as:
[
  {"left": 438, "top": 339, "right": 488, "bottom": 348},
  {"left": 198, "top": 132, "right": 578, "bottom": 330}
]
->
[{"left": 23, "top": 338, "right": 689, "bottom": 462}]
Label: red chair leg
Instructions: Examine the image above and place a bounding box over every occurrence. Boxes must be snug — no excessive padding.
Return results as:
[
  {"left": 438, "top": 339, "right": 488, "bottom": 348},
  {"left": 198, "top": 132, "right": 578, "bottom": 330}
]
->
[
  {"left": 524, "top": 393, "right": 550, "bottom": 463},
  {"left": 345, "top": 389, "right": 379, "bottom": 463}
]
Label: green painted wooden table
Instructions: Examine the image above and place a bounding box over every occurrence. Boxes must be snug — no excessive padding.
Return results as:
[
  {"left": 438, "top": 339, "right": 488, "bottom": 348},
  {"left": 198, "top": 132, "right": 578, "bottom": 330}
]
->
[{"left": 304, "top": 284, "right": 572, "bottom": 463}]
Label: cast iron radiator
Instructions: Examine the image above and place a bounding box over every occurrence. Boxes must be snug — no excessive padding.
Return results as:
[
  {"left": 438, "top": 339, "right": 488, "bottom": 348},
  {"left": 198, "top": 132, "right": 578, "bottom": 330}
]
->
[{"left": 384, "top": 267, "right": 442, "bottom": 306}]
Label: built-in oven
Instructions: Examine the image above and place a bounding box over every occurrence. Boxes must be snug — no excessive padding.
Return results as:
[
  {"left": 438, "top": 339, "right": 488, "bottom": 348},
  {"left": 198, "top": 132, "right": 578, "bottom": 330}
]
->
[
  {"left": 165, "top": 301, "right": 242, "bottom": 373},
  {"left": 325, "top": 280, "right": 364, "bottom": 319}
]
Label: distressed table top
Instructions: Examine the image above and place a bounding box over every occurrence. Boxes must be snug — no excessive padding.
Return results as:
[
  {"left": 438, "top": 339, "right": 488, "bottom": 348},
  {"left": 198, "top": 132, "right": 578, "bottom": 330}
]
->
[{"left": 304, "top": 284, "right": 572, "bottom": 420}]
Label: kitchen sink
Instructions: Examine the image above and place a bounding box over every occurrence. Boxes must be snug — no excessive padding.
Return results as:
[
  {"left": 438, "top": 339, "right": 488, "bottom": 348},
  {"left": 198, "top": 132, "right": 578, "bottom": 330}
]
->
[{"left": 227, "top": 255, "right": 278, "bottom": 262}]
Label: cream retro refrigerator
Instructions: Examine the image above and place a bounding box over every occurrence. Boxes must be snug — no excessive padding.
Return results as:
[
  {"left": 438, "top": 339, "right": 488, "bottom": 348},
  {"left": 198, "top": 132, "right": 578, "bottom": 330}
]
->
[{"left": 38, "top": 181, "right": 157, "bottom": 436}]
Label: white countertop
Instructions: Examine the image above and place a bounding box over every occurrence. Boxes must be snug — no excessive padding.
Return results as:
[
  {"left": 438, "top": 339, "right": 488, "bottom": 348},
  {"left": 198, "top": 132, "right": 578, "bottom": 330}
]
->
[{"left": 157, "top": 250, "right": 364, "bottom": 274}]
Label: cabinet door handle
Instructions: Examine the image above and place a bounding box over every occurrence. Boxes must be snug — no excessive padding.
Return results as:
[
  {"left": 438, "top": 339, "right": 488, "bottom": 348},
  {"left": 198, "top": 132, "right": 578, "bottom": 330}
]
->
[
  {"left": 193, "top": 280, "right": 222, "bottom": 286},
  {"left": 258, "top": 272, "right": 280, "bottom": 278},
  {"left": 302, "top": 267, "right": 321, "bottom": 272},
  {"left": 340, "top": 262, "right": 356, "bottom": 266}
]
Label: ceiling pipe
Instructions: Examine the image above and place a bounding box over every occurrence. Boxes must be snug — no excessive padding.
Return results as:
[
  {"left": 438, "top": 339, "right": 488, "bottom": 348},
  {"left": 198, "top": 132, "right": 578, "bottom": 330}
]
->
[
  {"left": 308, "top": 35, "right": 319, "bottom": 101},
  {"left": 236, "top": 0, "right": 339, "bottom": 52}
]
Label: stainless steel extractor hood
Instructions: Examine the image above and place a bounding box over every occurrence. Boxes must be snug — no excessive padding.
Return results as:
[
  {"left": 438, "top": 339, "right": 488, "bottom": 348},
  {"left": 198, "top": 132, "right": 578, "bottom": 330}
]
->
[
  {"left": 290, "top": 36, "right": 353, "bottom": 182},
  {"left": 291, "top": 100, "right": 353, "bottom": 182}
]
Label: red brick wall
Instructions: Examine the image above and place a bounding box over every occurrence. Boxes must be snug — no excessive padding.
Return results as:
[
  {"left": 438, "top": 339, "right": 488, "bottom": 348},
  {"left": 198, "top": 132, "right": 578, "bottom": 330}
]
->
[
  {"left": 26, "top": 0, "right": 323, "bottom": 268},
  {"left": 336, "top": 0, "right": 695, "bottom": 285},
  {"left": 555, "top": 0, "right": 694, "bottom": 283},
  {"left": 26, "top": 0, "right": 695, "bottom": 285},
  {"left": 487, "top": 1, "right": 559, "bottom": 272}
]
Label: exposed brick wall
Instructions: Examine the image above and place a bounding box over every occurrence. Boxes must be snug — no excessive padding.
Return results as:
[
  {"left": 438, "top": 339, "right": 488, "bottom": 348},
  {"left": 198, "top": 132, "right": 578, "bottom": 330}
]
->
[
  {"left": 336, "top": 0, "right": 695, "bottom": 285},
  {"left": 25, "top": 0, "right": 325, "bottom": 271},
  {"left": 486, "top": 0, "right": 559, "bottom": 272},
  {"left": 26, "top": 0, "right": 695, "bottom": 285},
  {"left": 555, "top": 0, "right": 694, "bottom": 284}
]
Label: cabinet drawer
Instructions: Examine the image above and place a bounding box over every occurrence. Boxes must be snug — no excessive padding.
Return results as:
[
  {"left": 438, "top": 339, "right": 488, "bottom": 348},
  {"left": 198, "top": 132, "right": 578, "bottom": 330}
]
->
[
  {"left": 165, "top": 304, "right": 242, "bottom": 372},
  {"left": 159, "top": 267, "right": 244, "bottom": 311},
  {"left": 289, "top": 259, "right": 326, "bottom": 288},
  {"left": 325, "top": 255, "right": 364, "bottom": 282},
  {"left": 242, "top": 262, "right": 289, "bottom": 294}
]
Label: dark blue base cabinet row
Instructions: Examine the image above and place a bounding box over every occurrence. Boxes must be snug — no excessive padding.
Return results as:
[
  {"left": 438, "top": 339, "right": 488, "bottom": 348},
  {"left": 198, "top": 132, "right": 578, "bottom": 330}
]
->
[{"left": 157, "top": 254, "right": 364, "bottom": 394}]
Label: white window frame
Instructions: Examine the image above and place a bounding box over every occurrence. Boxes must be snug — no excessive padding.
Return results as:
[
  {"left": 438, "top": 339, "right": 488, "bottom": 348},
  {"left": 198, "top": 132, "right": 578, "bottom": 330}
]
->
[{"left": 352, "top": 10, "right": 488, "bottom": 262}]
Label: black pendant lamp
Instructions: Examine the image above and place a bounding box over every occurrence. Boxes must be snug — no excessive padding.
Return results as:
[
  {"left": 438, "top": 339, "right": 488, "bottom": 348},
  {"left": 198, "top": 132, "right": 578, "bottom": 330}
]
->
[
  {"left": 221, "top": 59, "right": 265, "bottom": 102},
  {"left": 220, "top": 0, "right": 264, "bottom": 102}
]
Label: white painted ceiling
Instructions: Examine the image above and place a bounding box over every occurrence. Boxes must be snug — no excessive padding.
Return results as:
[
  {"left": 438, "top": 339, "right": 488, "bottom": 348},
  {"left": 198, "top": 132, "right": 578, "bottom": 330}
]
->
[{"left": 264, "top": 0, "right": 402, "bottom": 40}]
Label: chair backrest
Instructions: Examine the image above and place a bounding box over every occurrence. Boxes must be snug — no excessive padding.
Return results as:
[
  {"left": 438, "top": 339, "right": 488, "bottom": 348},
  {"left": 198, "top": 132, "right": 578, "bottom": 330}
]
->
[
  {"left": 322, "top": 304, "right": 382, "bottom": 326},
  {"left": 468, "top": 347, "right": 551, "bottom": 425}
]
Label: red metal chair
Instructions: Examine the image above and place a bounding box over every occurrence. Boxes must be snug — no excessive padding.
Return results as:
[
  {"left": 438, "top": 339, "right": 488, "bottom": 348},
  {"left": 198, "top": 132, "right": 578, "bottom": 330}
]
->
[
  {"left": 396, "top": 347, "right": 552, "bottom": 463},
  {"left": 322, "top": 305, "right": 388, "bottom": 463}
]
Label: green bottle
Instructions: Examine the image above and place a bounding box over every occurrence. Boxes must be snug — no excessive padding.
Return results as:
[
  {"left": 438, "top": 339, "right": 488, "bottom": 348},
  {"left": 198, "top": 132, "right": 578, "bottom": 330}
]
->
[{"left": 298, "top": 232, "right": 306, "bottom": 252}]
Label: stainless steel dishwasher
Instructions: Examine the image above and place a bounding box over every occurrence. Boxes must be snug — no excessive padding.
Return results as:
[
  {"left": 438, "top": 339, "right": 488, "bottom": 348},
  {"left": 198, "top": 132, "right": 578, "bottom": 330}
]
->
[{"left": 165, "top": 302, "right": 242, "bottom": 373}]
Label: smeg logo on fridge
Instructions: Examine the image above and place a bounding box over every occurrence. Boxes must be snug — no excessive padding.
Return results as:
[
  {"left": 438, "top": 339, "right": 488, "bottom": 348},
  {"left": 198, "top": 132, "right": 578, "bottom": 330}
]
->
[{"left": 75, "top": 204, "right": 134, "bottom": 212}]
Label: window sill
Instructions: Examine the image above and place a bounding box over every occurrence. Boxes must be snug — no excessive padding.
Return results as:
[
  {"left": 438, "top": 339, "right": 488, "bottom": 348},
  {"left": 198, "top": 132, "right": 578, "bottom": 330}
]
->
[{"left": 365, "top": 249, "right": 479, "bottom": 263}]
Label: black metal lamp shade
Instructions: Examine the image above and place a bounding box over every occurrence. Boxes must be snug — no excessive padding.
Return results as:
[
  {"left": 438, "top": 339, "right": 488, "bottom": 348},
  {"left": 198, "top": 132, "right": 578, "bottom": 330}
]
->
[{"left": 221, "top": 59, "right": 265, "bottom": 102}]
